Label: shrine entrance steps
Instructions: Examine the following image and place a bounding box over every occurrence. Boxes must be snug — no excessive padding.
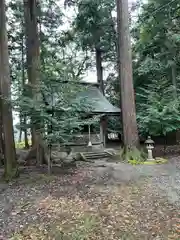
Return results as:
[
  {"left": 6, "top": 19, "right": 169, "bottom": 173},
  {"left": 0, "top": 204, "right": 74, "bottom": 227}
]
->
[{"left": 79, "top": 149, "right": 116, "bottom": 161}]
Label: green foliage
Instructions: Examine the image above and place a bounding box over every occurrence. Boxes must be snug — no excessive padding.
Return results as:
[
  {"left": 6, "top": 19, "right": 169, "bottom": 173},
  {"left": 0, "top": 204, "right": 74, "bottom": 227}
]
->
[
  {"left": 7, "top": 0, "right": 180, "bottom": 147},
  {"left": 8, "top": 0, "right": 98, "bottom": 146},
  {"left": 136, "top": 81, "right": 180, "bottom": 137},
  {"left": 74, "top": 0, "right": 116, "bottom": 50},
  {"left": 132, "top": 0, "right": 180, "bottom": 137},
  {"left": 16, "top": 79, "right": 98, "bottom": 145},
  {"left": 133, "top": 0, "right": 180, "bottom": 95},
  {"left": 15, "top": 140, "right": 31, "bottom": 149},
  {"left": 107, "top": 116, "right": 122, "bottom": 134},
  {"left": 65, "top": 0, "right": 117, "bottom": 65}
]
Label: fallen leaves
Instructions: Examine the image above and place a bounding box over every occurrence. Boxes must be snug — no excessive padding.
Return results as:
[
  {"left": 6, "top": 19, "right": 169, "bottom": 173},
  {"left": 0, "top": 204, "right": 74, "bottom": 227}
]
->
[{"left": 0, "top": 163, "right": 179, "bottom": 240}]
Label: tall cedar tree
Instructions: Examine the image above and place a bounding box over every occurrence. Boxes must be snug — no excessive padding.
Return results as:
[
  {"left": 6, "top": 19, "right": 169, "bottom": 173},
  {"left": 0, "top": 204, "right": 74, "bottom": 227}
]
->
[
  {"left": 0, "top": 0, "right": 18, "bottom": 179},
  {"left": 116, "top": 0, "right": 139, "bottom": 148},
  {"left": 23, "top": 0, "right": 44, "bottom": 164}
]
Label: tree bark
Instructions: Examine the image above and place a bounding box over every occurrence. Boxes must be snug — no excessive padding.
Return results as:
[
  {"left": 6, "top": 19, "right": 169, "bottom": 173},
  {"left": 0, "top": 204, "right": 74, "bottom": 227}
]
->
[
  {"left": 0, "top": 103, "right": 4, "bottom": 165},
  {"left": 116, "top": 0, "right": 139, "bottom": 149},
  {"left": 24, "top": 116, "right": 29, "bottom": 149},
  {"left": 95, "top": 48, "right": 104, "bottom": 95},
  {"left": 18, "top": 129, "right": 22, "bottom": 142},
  {"left": 21, "top": 30, "right": 29, "bottom": 149},
  {"left": 23, "top": 0, "right": 44, "bottom": 164},
  {"left": 0, "top": 0, "right": 18, "bottom": 179},
  {"left": 95, "top": 47, "right": 107, "bottom": 147}
]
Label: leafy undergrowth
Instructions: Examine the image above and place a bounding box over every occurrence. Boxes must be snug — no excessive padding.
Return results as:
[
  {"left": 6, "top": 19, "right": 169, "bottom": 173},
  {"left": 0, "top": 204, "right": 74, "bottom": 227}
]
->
[{"left": 7, "top": 170, "right": 180, "bottom": 240}]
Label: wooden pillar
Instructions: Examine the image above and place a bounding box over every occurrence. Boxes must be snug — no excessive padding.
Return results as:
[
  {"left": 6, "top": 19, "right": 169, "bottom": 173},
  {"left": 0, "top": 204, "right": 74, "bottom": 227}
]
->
[{"left": 100, "top": 115, "right": 107, "bottom": 148}]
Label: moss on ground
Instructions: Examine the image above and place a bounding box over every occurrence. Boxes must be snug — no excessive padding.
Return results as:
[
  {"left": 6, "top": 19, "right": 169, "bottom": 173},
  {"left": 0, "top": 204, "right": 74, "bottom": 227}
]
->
[{"left": 128, "top": 157, "right": 168, "bottom": 165}]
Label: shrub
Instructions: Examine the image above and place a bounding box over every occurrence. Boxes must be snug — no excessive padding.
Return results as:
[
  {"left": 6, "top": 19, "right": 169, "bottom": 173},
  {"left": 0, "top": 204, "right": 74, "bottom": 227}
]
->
[{"left": 15, "top": 140, "right": 32, "bottom": 149}]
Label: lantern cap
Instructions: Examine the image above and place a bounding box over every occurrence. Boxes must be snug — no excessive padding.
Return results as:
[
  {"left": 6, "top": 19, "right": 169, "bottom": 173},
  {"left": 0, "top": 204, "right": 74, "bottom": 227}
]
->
[{"left": 145, "top": 136, "right": 154, "bottom": 144}]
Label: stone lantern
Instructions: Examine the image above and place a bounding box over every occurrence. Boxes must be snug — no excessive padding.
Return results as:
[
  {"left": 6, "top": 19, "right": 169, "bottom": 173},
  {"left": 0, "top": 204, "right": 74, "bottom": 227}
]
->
[{"left": 145, "top": 136, "right": 155, "bottom": 161}]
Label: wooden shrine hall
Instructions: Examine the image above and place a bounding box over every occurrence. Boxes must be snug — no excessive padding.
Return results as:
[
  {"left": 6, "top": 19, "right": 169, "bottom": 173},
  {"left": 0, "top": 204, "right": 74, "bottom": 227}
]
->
[
  {"left": 71, "top": 82, "right": 120, "bottom": 149},
  {"left": 47, "top": 81, "right": 120, "bottom": 150}
]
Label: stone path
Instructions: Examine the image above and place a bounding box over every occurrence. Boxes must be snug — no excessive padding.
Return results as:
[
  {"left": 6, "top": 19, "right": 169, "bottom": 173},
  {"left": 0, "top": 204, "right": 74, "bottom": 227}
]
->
[{"left": 92, "top": 156, "right": 180, "bottom": 205}]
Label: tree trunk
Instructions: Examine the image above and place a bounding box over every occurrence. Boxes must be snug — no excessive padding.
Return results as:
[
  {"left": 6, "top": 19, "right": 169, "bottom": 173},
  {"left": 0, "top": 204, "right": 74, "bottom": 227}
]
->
[
  {"left": 21, "top": 29, "right": 29, "bottom": 149},
  {"left": 0, "top": 105, "right": 4, "bottom": 165},
  {"left": 23, "top": 0, "right": 44, "bottom": 165},
  {"left": 95, "top": 48, "right": 107, "bottom": 147},
  {"left": 18, "top": 33, "right": 25, "bottom": 144},
  {"left": 18, "top": 129, "right": 22, "bottom": 142},
  {"left": 116, "top": 0, "right": 139, "bottom": 149},
  {"left": 23, "top": 0, "right": 36, "bottom": 145},
  {"left": 24, "top": 117, "right": 29, "bottom": 149},
  {"left": 95, "top": 48, "right": 104, "bottom": 95},
  {"left": 0, "top": 0, "right": 18, "bottom": 180},
  {"left": 23, "top": 115, "right": 29, "bottom": 149}
]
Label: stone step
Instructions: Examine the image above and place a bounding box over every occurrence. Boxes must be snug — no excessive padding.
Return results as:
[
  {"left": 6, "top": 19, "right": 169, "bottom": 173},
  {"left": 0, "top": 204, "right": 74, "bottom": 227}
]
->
[
  {"left": 84, "top": 155, "right": 109, "bottom": 160},
  {"left": 80, "top": 150, "right": 115, "bottom": 160},
  {"left": 82, "top": 152, "right": 108, "bottom": 156}
]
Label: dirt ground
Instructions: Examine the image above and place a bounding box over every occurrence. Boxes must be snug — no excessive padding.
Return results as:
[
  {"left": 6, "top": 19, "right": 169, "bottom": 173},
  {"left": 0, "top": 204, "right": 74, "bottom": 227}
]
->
[{"left": 0, "top": 155, "right": 180, "bottom": 240}]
